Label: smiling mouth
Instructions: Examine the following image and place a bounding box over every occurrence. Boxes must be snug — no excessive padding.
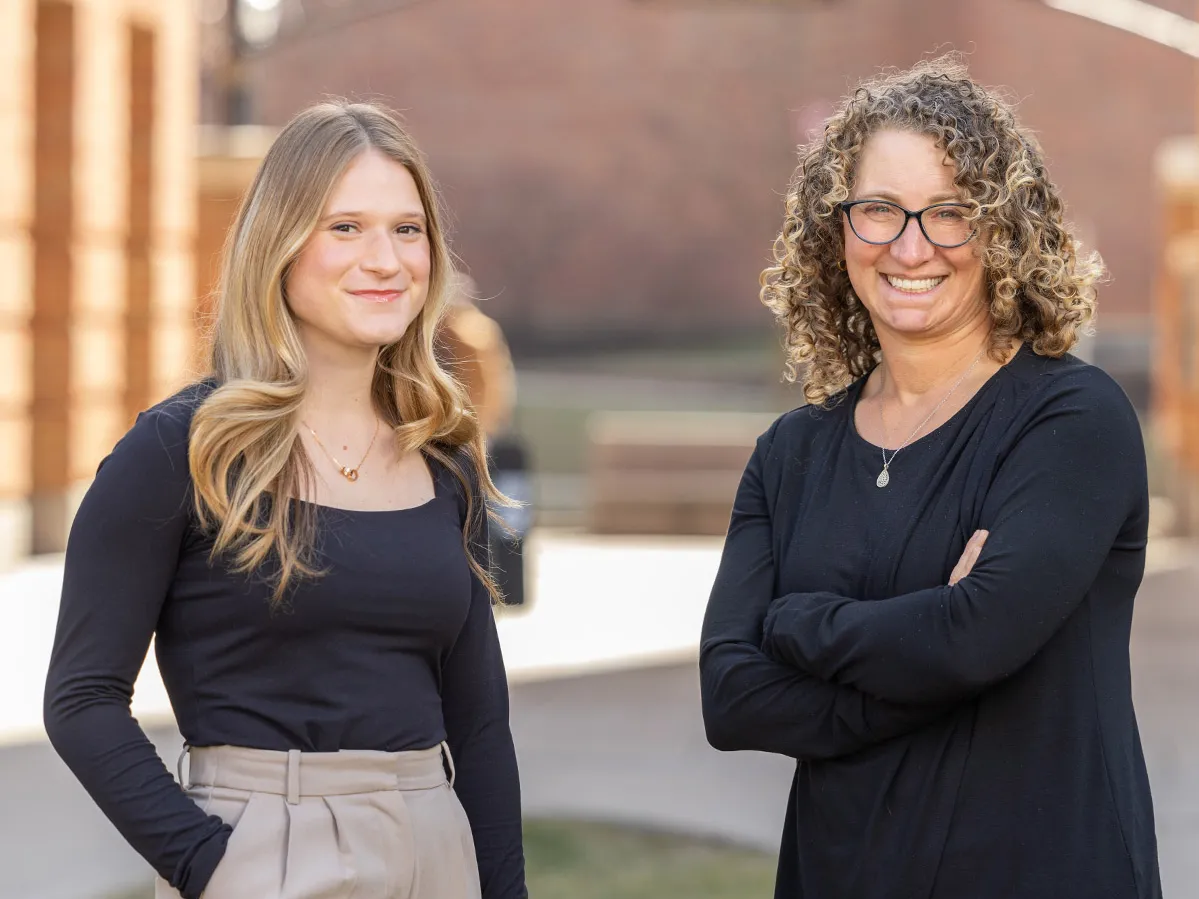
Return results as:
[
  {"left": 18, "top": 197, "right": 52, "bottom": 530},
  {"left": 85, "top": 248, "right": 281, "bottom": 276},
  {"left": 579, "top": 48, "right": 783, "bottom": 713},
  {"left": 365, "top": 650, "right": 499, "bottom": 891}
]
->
[
  {"left": 350, "top": 289, "right": 404, "bottom": 303},
  {"left": 883, "top": 274, "right": 947, "bottom": 294}
]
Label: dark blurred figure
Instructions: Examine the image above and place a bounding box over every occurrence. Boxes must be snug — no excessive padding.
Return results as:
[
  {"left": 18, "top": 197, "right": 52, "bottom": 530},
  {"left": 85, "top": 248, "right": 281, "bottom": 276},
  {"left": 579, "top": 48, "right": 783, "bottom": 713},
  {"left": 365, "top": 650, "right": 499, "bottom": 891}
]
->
[{"left": 440, "top": 275, "right": 532, "bottom": 605}]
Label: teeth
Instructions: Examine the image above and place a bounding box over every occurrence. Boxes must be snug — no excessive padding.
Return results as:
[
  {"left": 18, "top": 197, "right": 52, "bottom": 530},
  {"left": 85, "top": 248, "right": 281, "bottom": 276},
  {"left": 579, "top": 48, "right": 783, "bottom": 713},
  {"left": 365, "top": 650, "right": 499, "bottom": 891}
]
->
[{"left": 886, "top": 275, "right": 945, "bottom": 293}]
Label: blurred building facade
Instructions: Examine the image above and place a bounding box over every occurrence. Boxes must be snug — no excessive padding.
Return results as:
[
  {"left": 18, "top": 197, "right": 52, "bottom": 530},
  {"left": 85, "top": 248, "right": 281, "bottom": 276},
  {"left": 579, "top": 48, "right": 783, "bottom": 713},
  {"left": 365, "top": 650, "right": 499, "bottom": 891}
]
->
[
  {"left": 1154, "top": 136, "right": 1199, "bottom": 534},
  {"left": 230, "top": 0, "right": 1193, "bottom": 406},
  {"left": 4, "top": 1, "right": 1195, "bottom": 566},
  {"left": 1152, "top": 0, "right": 1199, "bottom": 536},
  {"left": 1, "top": 0, "right": 197, "bottom": 565}
]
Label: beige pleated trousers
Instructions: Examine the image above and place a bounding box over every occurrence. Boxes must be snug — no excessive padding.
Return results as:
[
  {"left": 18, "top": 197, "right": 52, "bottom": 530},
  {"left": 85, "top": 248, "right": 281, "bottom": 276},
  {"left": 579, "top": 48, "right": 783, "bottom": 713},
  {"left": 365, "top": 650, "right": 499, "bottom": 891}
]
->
[{"left": 155, "top": 744, "right": 481, "bottom": 899}]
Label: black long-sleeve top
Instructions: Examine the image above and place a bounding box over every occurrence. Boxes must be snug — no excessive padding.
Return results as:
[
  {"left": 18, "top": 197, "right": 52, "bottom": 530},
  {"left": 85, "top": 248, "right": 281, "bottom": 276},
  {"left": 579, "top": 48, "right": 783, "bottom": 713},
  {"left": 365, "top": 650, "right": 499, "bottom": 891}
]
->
[
  {"left": 700, "top": 345, "right": 1161, "bottom": 899},
  {"left": 43, "top": 382, "right": 527, "bottom": 899}
]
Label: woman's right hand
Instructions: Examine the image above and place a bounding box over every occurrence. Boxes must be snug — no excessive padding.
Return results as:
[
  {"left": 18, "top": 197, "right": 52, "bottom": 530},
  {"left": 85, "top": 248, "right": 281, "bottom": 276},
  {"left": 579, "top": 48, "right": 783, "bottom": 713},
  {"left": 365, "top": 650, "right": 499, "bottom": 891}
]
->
[{"left": 949, "top": 529, "right": 989, "bottom": 586}]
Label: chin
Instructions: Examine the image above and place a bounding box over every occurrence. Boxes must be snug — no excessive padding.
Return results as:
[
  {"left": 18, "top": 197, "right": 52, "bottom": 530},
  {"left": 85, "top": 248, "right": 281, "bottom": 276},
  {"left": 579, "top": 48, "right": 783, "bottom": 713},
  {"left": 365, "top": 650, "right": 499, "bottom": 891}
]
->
[
  {"left": 865, "top": 301, "right": 935, "bottom": 334},
  {"left": 884, "top": 311, "right": 940, "bottom": 334},
  {"left": 353, "top": 313, "right": 422, "bottom": 346},
  {"left": 358, "top": 328, "right": 417, "bottom": 350}
]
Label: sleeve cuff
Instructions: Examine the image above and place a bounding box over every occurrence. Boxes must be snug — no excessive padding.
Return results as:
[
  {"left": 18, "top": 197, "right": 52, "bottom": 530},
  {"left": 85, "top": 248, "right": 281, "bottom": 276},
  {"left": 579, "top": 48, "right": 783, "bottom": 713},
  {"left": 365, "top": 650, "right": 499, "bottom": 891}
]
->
[{"left": 171, "top": 822, "right": 231, "bottom": 899}]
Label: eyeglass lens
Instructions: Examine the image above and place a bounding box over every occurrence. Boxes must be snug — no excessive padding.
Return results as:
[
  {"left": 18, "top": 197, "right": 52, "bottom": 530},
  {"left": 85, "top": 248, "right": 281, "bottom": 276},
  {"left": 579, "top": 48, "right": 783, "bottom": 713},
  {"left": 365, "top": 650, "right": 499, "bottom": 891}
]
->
[{"left": 848, "top": 202, "right": 971, "bottom": 248}]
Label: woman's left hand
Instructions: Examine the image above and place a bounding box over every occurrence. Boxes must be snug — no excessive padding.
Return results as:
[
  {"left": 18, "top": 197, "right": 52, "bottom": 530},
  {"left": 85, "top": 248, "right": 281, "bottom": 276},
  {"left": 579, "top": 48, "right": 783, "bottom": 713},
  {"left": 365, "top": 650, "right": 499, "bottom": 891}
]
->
[{"left": 949, "top": 529, "right": 989, "bottom": 586}]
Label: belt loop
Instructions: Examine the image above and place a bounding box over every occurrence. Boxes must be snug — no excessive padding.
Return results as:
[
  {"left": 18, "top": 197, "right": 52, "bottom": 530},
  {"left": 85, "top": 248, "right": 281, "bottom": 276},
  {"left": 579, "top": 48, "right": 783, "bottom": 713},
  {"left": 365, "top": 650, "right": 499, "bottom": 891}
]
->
[
  {"left": 286, "top": 749, "right": 301, "bottom": 805},
  {"left": 440, "top": 740, "right": 456, "bottom": 789},
  {"left": 176, "top": 743, "right": 191, "bottom": 790}
]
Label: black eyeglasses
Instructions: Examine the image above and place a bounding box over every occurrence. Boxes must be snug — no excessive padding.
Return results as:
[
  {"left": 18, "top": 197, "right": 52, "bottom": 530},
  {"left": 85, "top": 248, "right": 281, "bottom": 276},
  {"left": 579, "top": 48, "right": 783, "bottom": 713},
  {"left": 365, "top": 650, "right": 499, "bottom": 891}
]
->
[{"left": 839, "top": 200, "right": 976, "bottom": 249}]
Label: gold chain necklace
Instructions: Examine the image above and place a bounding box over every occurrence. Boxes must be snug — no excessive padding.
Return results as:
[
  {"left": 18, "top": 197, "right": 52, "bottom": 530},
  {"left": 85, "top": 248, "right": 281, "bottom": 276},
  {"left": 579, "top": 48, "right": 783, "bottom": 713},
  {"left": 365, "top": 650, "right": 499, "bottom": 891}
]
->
[{"left": 302, "top": 418, "right": 381, "bottom": 482}]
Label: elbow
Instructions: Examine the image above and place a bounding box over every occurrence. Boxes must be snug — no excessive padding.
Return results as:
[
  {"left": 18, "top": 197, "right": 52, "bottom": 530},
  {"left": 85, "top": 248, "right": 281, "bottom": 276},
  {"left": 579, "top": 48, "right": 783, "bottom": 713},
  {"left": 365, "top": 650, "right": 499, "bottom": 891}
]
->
[
  {"left": 698, "top": 674, "right": 747, "bottom": 752},
  {"left": 700, "top": 695, "right": 734, "bottom": 751},
  {"left": 702, "top": 710, "right": 743, "bottom": 753},
  {"left": 42, "top": 676, "right": 73, "bottom": 751},
  {"left": 702, "top": 697, "right": 772, "bottom": 754},
  {"left": 42, "top": 677, "right": 88, "bottom": 758},
  {"left": 42, "top": 691, "right": 69, "bottom": 755},
  {"left": 698, "top": 642, "right": 775, "bottom": 753}
]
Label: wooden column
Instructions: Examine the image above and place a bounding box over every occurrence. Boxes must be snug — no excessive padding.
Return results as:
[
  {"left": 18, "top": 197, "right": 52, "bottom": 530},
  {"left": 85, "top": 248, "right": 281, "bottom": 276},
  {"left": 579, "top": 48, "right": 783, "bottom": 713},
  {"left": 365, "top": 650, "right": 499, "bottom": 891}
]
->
[
  {"left": 1154, "top": 137, "right": 1199, "bottom": 535},
  {"left": 195, "top": 127, "right": 273, "bottom": 373},
  {"left": 145, "top": 0, "right": 198, "bottom": 402},
  {"left": 124, "top": 23, "right": 154, "bottom": 423},
  {"left": 57, "top": 0, "right": 137, "bottom": 549},
  {"left": 30, "top": 0, "right": 77, "bottom": 554},
  {"left": 0, "top": 0, "right": 35, "bottom": 567},
  {"left": 15, "top": 0, "right": 198, "bottom": 561}
]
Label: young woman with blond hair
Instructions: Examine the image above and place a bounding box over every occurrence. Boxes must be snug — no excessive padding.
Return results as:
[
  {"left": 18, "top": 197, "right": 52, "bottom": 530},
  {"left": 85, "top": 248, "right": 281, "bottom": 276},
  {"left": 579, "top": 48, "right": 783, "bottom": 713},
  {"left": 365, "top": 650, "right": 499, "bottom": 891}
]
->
[
  {"left": 44, "top": 101, "right": 526, "bottom": 899},
  {"left": 701, "top": 57, "right": 1160, "bottom": 899}
]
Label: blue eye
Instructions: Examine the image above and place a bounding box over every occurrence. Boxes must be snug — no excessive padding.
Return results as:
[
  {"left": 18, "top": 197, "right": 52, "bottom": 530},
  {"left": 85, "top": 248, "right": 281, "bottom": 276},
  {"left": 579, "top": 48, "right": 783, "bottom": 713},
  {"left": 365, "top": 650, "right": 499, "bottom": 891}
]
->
[{"left": 864, "top": 203, "right": 899, "bottom": 217}]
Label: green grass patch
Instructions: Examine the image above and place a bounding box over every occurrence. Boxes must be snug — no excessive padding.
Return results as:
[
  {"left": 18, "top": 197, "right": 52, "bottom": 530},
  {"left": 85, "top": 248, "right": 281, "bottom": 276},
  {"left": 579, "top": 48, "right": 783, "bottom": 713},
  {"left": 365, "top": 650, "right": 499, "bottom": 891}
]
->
[
  {"left": 524, "top": 818, "right": 777, "bottom": 899},
  {"left": 105, "top": 818, "right": 777, "bottom": 899}
]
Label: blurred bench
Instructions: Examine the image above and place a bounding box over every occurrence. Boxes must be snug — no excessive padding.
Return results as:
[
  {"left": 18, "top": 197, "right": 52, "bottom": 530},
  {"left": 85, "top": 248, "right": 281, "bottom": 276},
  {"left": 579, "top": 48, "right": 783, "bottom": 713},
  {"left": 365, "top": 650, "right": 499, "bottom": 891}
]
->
[{"left": 585, "top": 411, "right": 776, "bottom": 535}]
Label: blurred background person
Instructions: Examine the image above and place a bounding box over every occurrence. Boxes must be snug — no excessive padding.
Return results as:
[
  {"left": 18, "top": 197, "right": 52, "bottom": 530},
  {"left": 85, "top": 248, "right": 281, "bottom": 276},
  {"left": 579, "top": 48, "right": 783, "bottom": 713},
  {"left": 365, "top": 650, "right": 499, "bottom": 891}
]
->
[
  {"left": 439, "top": 273, "right": 517, "bottom": 442},
  {"left": 439, "top": 274, "right": 533, "bottom": 606},
  {"left": 701, "top": 58, "right": 1160, "bottom": 899}
]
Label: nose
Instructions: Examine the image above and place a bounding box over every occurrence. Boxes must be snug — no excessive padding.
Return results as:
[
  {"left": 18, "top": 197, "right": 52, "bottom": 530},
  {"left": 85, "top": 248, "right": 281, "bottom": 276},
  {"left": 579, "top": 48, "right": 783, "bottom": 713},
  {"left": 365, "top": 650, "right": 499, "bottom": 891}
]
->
[
  {"left": 361, "top": 228, "right": 402, "bottom": 277},
  {"left": 889, "top": 215, "right": 936, "bottom": 267}
]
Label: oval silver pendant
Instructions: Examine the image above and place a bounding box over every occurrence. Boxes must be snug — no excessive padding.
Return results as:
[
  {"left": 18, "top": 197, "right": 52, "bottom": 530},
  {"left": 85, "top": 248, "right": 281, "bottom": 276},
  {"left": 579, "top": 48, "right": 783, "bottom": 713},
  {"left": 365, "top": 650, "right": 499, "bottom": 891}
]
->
[{"left": 876, "top": 468, "right": 891, "bottom": 488}]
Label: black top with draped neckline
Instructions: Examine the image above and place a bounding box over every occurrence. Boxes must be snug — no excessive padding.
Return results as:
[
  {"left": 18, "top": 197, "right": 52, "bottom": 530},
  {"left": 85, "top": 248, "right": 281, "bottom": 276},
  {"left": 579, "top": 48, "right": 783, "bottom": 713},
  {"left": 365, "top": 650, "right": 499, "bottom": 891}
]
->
[{"left": 701, "top": 345, "right": 1161, "bottom": 899}]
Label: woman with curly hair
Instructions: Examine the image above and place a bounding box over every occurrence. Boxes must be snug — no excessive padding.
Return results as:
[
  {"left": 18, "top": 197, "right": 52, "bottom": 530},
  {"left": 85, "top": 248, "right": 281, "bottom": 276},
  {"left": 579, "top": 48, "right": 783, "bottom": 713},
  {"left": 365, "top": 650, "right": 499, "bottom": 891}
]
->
[
  {"left": 44, "top": 101, "right": 526, "bottom": 899},
  {"left": 700, "top": 57, "right": 1161, "bottom": 899}
]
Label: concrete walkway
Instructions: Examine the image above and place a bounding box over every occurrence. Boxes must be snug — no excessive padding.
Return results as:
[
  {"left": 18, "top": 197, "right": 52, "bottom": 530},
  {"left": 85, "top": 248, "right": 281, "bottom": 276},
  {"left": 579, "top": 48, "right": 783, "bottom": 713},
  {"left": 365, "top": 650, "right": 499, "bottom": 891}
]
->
[
  {"left": 0, "top": 532, "right": 1195, "bottom": 899},
  {"left": 509, "top": 559, "right": 1199, "bottom": 899},
  {"left": 0, "top": 529, "right": 727, "bottom": 899},
  {"left": 0, "top": 529, "right": 725, "bottom": 748}
]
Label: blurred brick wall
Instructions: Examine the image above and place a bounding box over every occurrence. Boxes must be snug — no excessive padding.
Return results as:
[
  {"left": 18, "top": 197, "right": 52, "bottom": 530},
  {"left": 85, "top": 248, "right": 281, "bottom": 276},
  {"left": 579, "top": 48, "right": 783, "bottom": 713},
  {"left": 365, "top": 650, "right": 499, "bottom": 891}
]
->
[
  {"left": 0, "top": 0, "right": 37, "bottom": 561},
  {"left": 194, "top": 128, "right": 278, "bottom": 373},
  {"left": 244, "top": 0, "right": 1193, "bottom": 388},
  {"left": 1, "top": 0, "right": 197, "bottom": 562}
]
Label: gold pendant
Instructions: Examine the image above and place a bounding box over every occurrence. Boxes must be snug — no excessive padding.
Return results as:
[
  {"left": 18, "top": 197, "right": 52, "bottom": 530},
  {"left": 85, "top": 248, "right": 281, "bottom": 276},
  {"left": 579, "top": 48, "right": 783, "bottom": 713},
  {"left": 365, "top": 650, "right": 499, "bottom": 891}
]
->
[{"left": 340, "top": 467, "right": 359, "bottom": 482}]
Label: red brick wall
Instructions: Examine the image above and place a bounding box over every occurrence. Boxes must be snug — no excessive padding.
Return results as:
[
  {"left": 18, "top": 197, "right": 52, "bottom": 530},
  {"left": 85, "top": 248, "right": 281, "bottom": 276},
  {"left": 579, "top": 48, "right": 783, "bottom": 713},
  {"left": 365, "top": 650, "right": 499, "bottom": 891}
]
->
[{"left": 245, "top": 0, "right": 1194, "bottom": 351}]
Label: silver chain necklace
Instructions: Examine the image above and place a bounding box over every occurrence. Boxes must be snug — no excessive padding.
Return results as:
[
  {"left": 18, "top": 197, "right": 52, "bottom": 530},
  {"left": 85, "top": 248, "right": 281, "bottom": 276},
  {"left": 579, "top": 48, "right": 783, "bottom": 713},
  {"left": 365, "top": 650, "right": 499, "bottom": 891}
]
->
[{"left": 875, "top": 348, "right": 984, "bottom": 488}]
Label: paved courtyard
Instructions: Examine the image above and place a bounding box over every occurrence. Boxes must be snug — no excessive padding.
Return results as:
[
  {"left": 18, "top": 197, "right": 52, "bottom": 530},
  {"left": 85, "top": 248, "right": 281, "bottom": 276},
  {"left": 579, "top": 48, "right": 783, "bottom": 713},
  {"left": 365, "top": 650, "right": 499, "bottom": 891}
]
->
[{"left": 0, "top": 531, "right": 1195, "bottom": 899}]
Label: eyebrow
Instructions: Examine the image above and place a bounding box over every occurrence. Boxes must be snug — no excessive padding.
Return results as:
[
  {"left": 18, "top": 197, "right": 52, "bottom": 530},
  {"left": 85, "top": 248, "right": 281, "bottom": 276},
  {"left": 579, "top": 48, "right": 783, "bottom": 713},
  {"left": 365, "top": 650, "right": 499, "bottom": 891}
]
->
[
  {"left": 319, "top": 209, "right": 428, "bottom": 223},
  {"left": 856, "top": 190, "right": 963, "bottom": 205}
]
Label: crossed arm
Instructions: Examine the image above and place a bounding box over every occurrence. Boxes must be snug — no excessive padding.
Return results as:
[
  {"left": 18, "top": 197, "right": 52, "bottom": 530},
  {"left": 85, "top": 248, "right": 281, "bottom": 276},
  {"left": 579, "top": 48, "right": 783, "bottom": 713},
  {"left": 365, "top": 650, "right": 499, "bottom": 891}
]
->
[
  {"left": 699, "top": 425, "right": 956, "bottom": 761},
  {"left": 759, "top": 378, "right": 1147, "bottom": 705},
  {"left": 701, "top": 373, "right": 1146, "bottom": 756}
]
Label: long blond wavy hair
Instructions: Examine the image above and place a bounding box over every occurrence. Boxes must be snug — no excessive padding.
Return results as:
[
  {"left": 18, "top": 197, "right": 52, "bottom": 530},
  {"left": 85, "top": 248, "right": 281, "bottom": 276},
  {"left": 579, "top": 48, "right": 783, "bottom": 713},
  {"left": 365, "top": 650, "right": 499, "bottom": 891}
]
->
[
  {"left": 189, "top": 101, "right": 504, "bottom": 604},
  {"left": 762, "top": 55, "right": 1105, "bottom": 407}
]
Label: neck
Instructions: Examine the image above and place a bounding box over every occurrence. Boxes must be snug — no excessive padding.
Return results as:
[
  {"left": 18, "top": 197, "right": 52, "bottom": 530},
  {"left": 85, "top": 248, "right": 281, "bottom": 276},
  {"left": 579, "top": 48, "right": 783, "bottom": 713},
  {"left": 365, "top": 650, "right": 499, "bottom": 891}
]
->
[
  {"left": 874, "top": 320, "right": 993, "bottom": 404},
  {"left": 299, "top": 332, "right": 380, "bottom": 431}
]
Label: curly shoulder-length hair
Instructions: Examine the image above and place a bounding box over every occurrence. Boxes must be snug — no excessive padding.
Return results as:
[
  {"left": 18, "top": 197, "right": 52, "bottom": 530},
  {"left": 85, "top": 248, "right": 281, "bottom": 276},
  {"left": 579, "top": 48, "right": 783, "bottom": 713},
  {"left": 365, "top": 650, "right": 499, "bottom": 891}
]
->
[{"left": 761, "top": 55, "right": 1105, "bottom": 407}]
